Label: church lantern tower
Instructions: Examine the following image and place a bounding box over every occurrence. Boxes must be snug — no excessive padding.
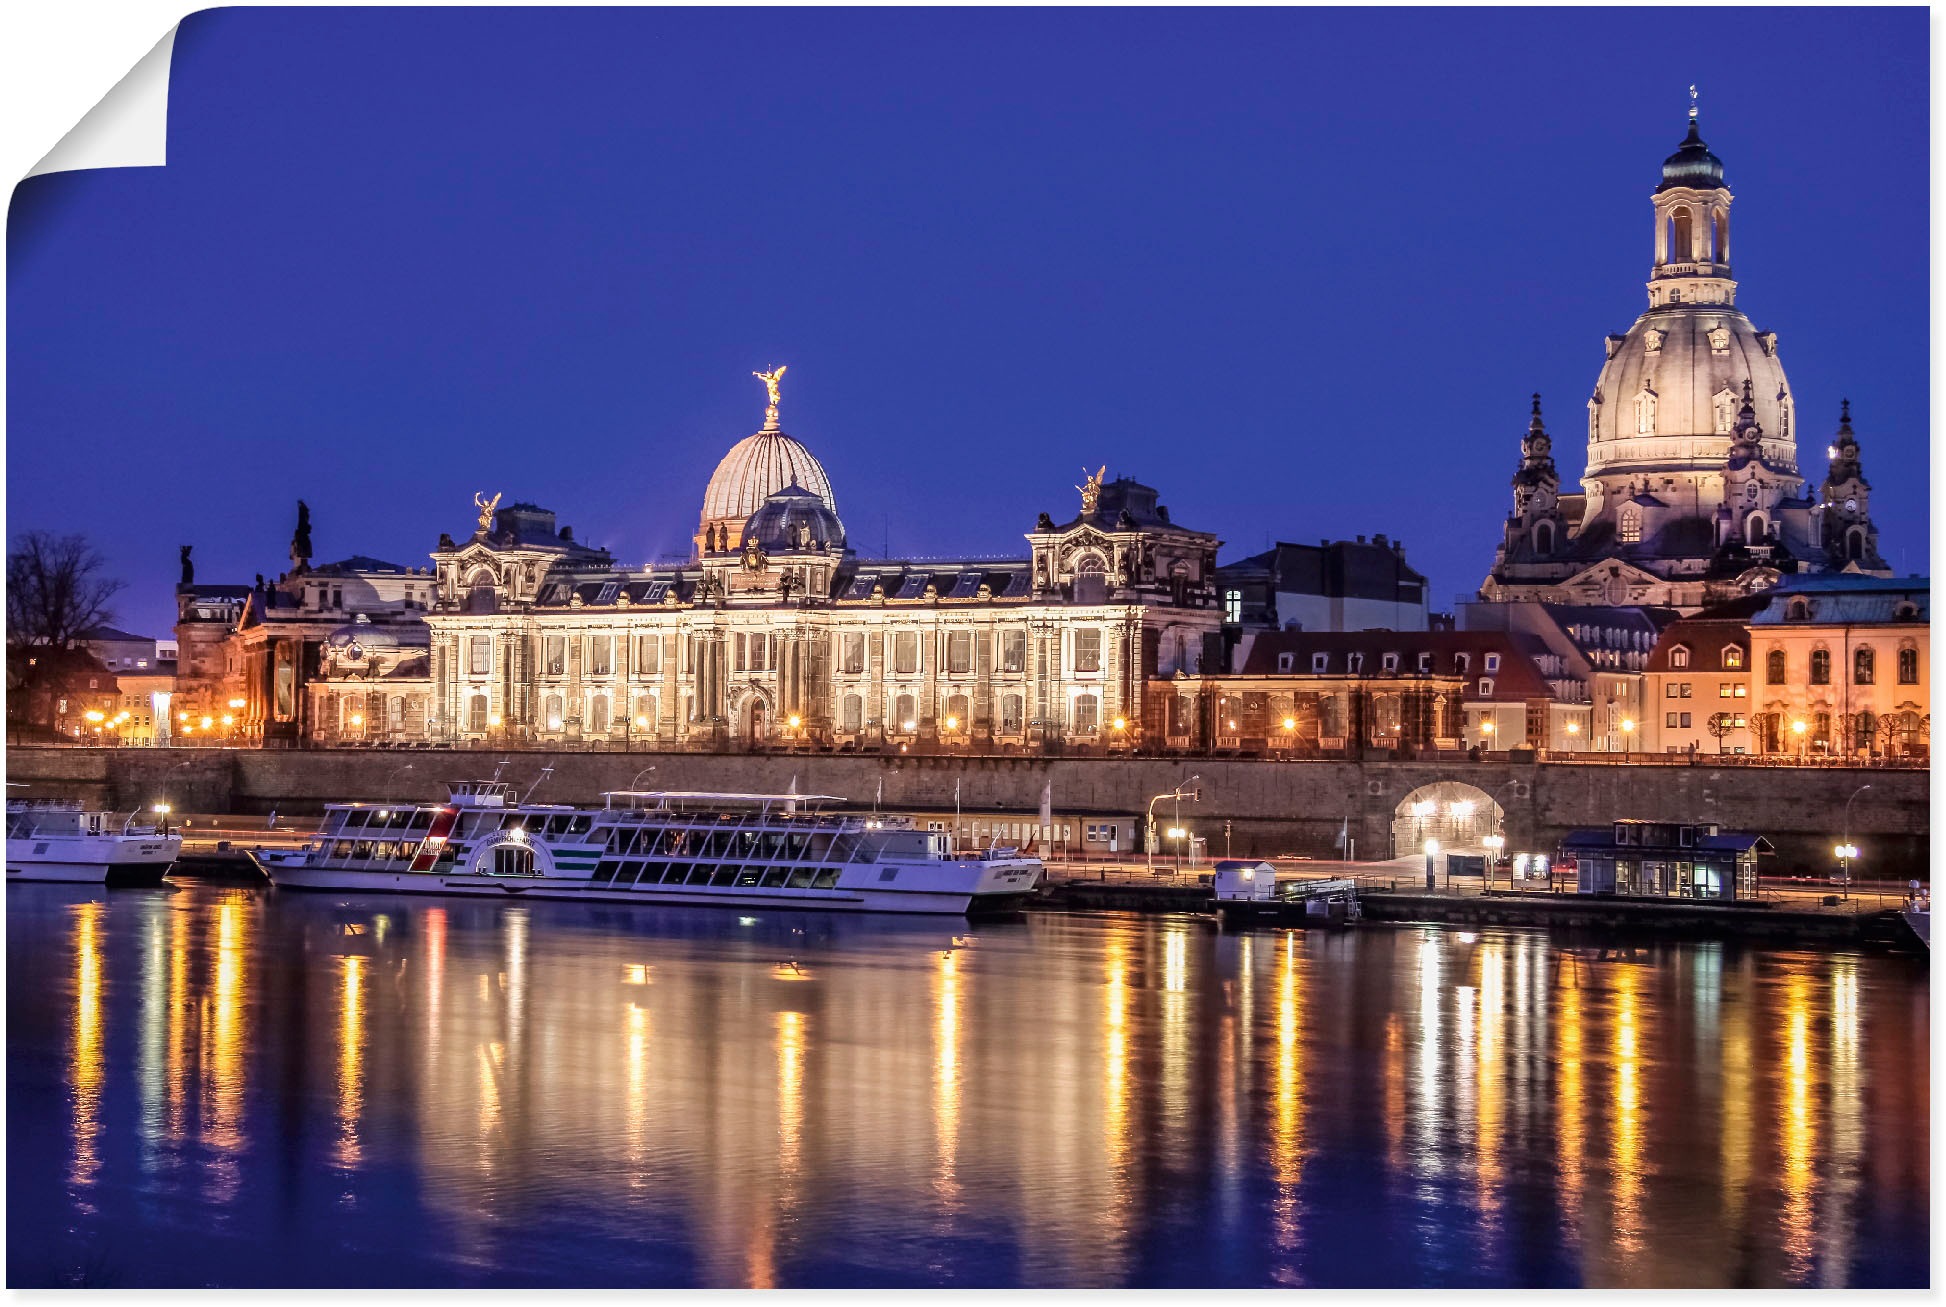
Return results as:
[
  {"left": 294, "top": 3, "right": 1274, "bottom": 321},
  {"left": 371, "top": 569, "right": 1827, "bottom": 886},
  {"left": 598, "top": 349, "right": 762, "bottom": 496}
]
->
[{"left": 1818, "top": 400, "right": 1887, "bottom": 571}]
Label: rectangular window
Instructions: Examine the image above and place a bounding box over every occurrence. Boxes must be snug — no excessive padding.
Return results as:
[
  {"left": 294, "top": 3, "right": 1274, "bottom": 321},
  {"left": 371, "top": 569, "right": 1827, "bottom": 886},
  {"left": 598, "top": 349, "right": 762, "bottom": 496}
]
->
[
  {"left": 1680, "top": 712, "right": 1692, "bottom": 728},
  {"left": 947, "top": 630, "right": 973, "bottom": 674},
  {"left": 1720, "top": 683, "right": 1733, "bottom": 698},
  {"left": 1484, "top": 653, "right": 1501, "bottom": 673},
  {"left": 469, "top": 637, "right": 491, "bottom": 675},
  {"left": 1073, "top": 693, "right": 1099, "bottom": 734},
  {"left": 841, "top": 694, "right": 863, "bottom": 733},
  {"left": 1000, "top": 694, "right": 1023, "bottom": 734},
  {"left": 1074, "top": 629, "right": 1102, "bottom": 673},
  {"left": 894, "top": 632, "right": 919, "bottom": 674},
  {"left": 589, "top": 636, "right": 612, "bottom": 676},
  {"left": 1667, "top": 684, "right": 1679, "bottom": 698},
  {"left": 841, "top": 632, "right": 865, "bottom": 675},
  {"left": 544, "top": 636, "right": 565, "bottom": 675},
  {"left": 635, "top": 634, "right": 660, "bottom": 675},
  {"left": 1000, "top": 630, "right": 1026, "bottom": 673},
  {"left": 1223, "top": 590, "right": 1242, "bottom": 624},
  {"left": 1666, "top": 712, "right": 1679, "bottom": 729},
  {"left": 1679, "top": 683, "right": 1692, "bottom": 698}
]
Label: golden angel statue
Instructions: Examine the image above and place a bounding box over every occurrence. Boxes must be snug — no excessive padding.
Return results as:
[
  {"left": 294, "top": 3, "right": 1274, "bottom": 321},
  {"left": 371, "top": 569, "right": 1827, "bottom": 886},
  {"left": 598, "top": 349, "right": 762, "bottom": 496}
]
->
[
  {"left": 1077, "top": 466, "right": 1106, "bottom": 514},
  {"left": 474, "top": 491, "right": 502, "bottom": 533},
  {"left": 754, "top": 365, "right": 787, "bottom": 428}
]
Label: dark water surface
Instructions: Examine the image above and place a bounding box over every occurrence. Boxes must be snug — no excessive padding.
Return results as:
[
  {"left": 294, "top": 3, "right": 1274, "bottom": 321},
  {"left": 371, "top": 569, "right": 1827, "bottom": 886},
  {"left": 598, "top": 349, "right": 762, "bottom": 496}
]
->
[{"left": 6, "top": 883, "right": 1929, "bottom": 1287}]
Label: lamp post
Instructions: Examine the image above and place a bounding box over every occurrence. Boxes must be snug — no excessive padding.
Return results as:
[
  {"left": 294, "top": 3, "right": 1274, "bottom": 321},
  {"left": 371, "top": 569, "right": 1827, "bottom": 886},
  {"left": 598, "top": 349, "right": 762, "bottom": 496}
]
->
[
  {"left": 1792, "top": 718, "right": 1808, "bottom": 762},
  {"left": 1424, "top": 836, "right": 1440, "bottom": 892},
  {"left": 151, "top": 802, "right": 173, "bottom": 837},
  {"left": 1145, "top": 776, "right": 1201, "bottom": 873},
  {"left": 1565, "top": 718, "right": 1581, "bottom": 752},
  {"left": 1281, "top": 715, "right": 1296, "bottom": 758},
  {"left": 1167, "top": 825, "right": 1187, "bottom": 873},
  {"left": 1841, "top": 782, "right": 1871, "bottom": 900},
  {"left": 1482, "top": 833, "right": 1505, "bottom": 892},
  {"left": 1620, "top": 717, "right": 1636, "bottom": 760}
]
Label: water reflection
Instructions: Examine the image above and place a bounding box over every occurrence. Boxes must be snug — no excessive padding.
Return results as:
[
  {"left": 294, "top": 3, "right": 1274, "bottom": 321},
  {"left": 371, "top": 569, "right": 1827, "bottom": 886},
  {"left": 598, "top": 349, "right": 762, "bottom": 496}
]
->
[{"left": 10, "top": 888, "right": 1930, "bottom": 1289}]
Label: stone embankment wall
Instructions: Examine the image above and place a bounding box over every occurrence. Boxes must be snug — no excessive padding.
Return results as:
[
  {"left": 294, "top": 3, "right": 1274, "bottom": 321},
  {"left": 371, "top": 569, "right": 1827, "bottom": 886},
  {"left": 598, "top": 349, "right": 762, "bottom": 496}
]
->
[{"left": 6, "top": 746, "right": 1930, "bottom": 878}]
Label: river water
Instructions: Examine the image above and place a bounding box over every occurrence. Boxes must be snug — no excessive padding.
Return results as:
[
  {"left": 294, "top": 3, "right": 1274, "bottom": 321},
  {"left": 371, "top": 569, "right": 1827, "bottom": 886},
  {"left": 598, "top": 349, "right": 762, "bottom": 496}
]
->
[{"left": 6, "top": 883, "right": 1929, "bottom": 1288}]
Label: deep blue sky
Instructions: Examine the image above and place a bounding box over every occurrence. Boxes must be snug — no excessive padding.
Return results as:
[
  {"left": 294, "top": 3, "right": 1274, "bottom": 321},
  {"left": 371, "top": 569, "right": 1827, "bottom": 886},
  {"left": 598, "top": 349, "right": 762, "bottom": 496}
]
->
[{"left": 8, "top": 7, "right": 1929, "bottom": 639}]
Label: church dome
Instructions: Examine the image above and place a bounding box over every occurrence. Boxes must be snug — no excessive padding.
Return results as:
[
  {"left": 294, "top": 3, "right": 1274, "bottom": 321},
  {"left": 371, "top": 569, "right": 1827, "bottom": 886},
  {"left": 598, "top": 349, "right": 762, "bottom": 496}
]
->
[
  {"left": 743, "top": 484, "right": 846, "bottom": 553},
  {"left": 1657, "top": 117, "right": 1724, "bottom": 193},
  {"left": 699, "top": 430, "right": 838, "bottom": 537},
  {"left": 1586, "top": 306, "right": 1797, "bottom": 481}
]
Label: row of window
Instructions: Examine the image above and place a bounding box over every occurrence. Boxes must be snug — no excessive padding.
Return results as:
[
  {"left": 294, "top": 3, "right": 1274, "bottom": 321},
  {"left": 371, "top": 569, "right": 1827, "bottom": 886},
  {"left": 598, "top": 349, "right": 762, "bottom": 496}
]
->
[
  {"left": 1274, "top": 650, "right": 1504, "bottom": 676},
  {"left": 1764, "top": 646, "right": 1918, "bottom": 686},
  {"left": 467, "top": 627, "right": 1111, "bottom": 680},
  {"left": 592, "top": 861, "right": 844, "bottom": 890}
]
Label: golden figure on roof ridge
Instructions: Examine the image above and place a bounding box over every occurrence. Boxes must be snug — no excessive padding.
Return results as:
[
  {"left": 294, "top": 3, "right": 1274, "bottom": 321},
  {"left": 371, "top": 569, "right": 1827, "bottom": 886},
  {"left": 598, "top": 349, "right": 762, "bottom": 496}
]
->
[
  {"left": 1077, "top": 465, "right": 1106, "bottom": 514},
  {"left": 474, "top": 490, "right": 501, "bottom": 533}
]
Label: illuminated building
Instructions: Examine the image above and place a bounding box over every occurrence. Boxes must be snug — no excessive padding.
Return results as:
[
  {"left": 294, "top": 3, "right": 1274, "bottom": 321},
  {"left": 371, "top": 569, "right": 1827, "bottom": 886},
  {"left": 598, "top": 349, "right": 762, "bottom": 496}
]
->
[
  {"left": 1743, "top": 574, "right": 1929, "bottom": 758},
  {"left": 1481, "top": 108, "right": 1892, "bottom": 612},
  {"left": 423, "top": 375, "right": 1225, "bottom": 749}
]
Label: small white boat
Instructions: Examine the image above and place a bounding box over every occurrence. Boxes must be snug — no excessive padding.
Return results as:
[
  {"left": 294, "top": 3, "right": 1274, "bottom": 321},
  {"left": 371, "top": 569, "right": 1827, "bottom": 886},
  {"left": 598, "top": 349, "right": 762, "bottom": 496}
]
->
[
  {"left": 251, "top": 782, "right": 1045, "bottom": 916},
  {"left": 6, "top": 799, "right": 181, "bottom": 886}
]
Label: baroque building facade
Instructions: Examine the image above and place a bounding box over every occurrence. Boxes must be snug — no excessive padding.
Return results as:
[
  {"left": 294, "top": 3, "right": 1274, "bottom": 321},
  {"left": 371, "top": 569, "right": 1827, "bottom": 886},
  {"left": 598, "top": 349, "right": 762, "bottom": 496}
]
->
[
  {"left": 1481, "top": 109, "right": 1892, "bottom": 613},
  {"left": 424, "top": 379, "right": 1226, "bottom": 751}
]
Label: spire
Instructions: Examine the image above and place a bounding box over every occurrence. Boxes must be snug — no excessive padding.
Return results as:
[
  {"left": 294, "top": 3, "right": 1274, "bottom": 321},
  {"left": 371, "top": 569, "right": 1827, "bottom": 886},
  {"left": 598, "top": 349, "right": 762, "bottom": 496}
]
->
[
  {"left": 1826, "top": 399, "right": 1864, "bottom": 481},
  {"left": 1727, "top": 378, "right": 1764, "bottom": 462},
  {"left": 1658, "top": 103, "right": 1724, "bottom": 193},
  {"left": 1514, "top": 392, "right": 1557, "bottom": 491}
]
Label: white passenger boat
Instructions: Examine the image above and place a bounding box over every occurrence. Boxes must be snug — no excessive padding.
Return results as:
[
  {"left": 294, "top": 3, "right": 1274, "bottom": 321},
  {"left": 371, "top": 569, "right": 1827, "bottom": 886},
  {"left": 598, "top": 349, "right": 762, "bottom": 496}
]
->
[
  {"left": 6, "top": 799, "right": 181, "bottom": 886},
  {"left": 250, "top": 782, "right": 1045, "bottom": 916}
]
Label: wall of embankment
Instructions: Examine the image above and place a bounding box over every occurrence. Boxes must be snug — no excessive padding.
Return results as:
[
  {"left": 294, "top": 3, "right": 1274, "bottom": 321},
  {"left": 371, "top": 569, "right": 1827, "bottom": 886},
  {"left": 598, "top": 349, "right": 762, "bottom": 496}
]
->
[{"left": 6, "top": 746, "right": 1931, "bottom": 879}]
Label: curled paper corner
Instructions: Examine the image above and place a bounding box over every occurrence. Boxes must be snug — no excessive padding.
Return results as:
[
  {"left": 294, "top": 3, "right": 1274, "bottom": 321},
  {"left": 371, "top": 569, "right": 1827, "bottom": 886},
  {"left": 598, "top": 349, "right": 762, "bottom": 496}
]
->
[{"left": 26, "top": 24, "right": 179, "bottom": 179}]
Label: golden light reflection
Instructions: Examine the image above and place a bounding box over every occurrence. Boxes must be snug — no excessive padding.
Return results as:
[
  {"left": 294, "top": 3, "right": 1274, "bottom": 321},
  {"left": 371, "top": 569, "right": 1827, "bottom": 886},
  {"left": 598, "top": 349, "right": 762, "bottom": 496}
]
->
[
  {"left": 425, "top": 908, "right": 446, "bottom": 1074},
  {"left": 1413, "top": 933, "right": 1442, "bottom": 1173},
  {"left": 1610, "top": 965, "right": 1644, "bottom": 1256},
  {"left": 1269, "top": 930, "right": 1304, "bottom": 1272},
  {"left": 139, "top": 913, "right": 165, "bottom": 1168},
  {"left": 1161, "top": 923, "right": 1189, "bottom": 1133},
  {"left": 1382, "top": 1012, "right": 1405, "bottom": 1177},
  {"left": 1554, "top": 958, "right": 1585, "bottom": 1236},
  {"left": 203, "top": 897, "right": 247, "bottom": 1203},
  {"left": 1102, "top": 933, "right": 1132, "bottom": 1264},
  {"left": 1475, "top": 942, "right": 1506, "bottom": 1231},
  {"left": 1821, "top": 960, "right": 1861, "bottom": 1285},
  {"left": 1720, "top": 960, "right": 1754, "bottom": 1249},
  {"left": 1778, "top": 969, "right": 1816, "bottom": 1277},
  {"left": 70, "top": 901, "right": 105, "bottom": 1200},
  {"left": 934, "top": 950, "right": 962, "bottom": 1207},
  {"left": 165, "top": 907, "right": 189, "bottom": 1144},
  {"left": 336, "top": 955, "right": 366, "bottom": 1171},
  {"left": 624, "top": 1002, "right": 650, "bottom": 1185}
]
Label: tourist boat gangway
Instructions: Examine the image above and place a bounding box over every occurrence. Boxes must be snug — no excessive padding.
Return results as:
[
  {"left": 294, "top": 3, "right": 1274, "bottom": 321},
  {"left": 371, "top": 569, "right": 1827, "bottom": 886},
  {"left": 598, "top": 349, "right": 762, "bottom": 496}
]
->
[{"left": 249, "top": 781, "right": 1044, "bottom": 915}]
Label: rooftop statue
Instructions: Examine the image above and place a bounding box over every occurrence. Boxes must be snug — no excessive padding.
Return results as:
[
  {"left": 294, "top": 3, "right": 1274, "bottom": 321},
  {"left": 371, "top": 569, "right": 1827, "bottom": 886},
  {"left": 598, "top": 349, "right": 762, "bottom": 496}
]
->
[
  {"left": 1077, "top": 466, "right": 1106, "bottom": 515},
  {"left": 474, "top": 491, "right": 501, "bottom": 534},
  {"left": 754, "top": 365, "right": 787, "bottom": 430}
]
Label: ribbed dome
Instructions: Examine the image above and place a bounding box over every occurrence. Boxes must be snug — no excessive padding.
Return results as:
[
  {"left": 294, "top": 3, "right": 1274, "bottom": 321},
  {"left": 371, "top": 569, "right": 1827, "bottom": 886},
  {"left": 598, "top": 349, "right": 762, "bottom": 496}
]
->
[
  {"left": 699, "top": 430, "right": 837, "bottom": 533},
  {"left": 744, "top": 484, "right": 846, "bottom": 552},
  {"left": 1657, "top": 117, "right": 1724, "bottom": 193},
  {"left": 326, "top": 615, "right": 401, "bottom": 652}
]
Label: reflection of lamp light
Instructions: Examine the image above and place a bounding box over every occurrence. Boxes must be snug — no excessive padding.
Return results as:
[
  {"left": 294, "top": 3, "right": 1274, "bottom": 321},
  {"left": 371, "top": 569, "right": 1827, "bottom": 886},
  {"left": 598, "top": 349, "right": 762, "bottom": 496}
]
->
[
  {"left": 220, "top": 714, "right": 234, "bottom": 727},
  {"left": 633, "top": 716, "right": 649, "bottom": 729},
  {"left": 84, "top": 710, "right": 104, "bottom": 723},
  {"left": 1791, "top": 720, "right": 1807, "bottom": 735},
  {"left": 1112, "top": 717, "right": 1127, "bottom": 731},
  {"left": 349, "top": 714, "right": 363, "bottom": 727},
  {"left": 200, "top": 716, "right": 214, "bottom": 729},
  {"left": 1483, "top": 834, "right": 1505, "bottom": 852}
]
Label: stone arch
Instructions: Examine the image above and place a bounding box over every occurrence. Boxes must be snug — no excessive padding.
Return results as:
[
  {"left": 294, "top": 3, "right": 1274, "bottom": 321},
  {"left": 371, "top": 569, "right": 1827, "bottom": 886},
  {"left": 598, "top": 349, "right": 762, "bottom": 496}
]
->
[
  {"left": 1532, "top": 521, "right": 1554, "bottom": 556},
  {"left": 730, "top": 684, "right": 775, "bottom": 746},
  {"left": 1390, "top": 780, "right": 1506, "bottom": 859}
]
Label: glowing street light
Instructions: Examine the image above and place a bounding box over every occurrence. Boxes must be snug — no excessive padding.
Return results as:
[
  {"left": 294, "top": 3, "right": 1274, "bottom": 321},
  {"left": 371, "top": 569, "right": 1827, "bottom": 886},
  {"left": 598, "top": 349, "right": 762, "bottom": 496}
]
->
[
  {"left": 228, "top": 698, "right": 246, "bottom": 710},
  {"left": 200, "top": 716, "right": 213, "bottom": 730},
  {"left": 84, "top": 710, "right": 104, "bottom": 723},
  {"left": 1424, "top": 836, "right": 1441, "bottom": 891}
]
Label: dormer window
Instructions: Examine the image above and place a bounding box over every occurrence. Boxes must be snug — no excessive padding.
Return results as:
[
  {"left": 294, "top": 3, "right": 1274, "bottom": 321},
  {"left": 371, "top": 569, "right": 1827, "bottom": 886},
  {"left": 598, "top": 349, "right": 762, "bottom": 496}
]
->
[
  {"left": 1347, "top": 653, "right": 1364, "bottom": 674},
  {"left": 1786, "top": 597, "right": 1811, "bottom": 621},
  {"left": 1454, "top": 653, "right": 1470, "bottom": 674},
  {"left": 1381, "top": 652, "right": 1399, "bottom": 673},
  {"left": 1312, "top": 653, "right": 1329, "bottom": 673},
  {"left": 1277, "top": 653, "right": 1295, "bottom": 673},
  {"left": 1721, "top": 645, "right": 1743, "bottom": 669},
  {"left": 595, "top": 582, "right": 619, "bottom": 605},
  {"left": 1484, "top": 653, "right": 1501, "bottom": 673},
  {"left": 1417, "top": 652, "right": 1432, "bottom": 673},
  {"left": 1478, "top": 677, "right": 1494, "bottom": 697},
  {"left": 1670, "top": 645, "right": 1690, "bottom": 669}
]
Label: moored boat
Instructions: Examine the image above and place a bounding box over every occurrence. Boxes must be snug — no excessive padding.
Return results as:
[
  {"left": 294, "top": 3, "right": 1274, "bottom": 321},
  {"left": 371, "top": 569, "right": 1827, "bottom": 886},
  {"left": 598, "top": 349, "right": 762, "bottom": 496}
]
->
[
  {"left": 6, "top": 799, "right": 182, "bottom": 886},
  {"left": 250, "top": 782, "right": 1044, "bottom": 916}
]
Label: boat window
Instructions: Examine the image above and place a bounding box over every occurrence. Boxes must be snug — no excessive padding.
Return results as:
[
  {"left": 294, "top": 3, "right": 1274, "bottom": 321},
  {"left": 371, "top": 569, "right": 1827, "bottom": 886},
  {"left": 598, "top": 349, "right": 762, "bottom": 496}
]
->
[
  {"left": 763, "top": 831, "right": 787, "bottom": 858},
  {"left": 568, "top": 814, "right": 593, "bottom": 835},
  {"left": 332, "top": 840, "right": 354, "bottom": 861},
  {"left": 613, "top": 861, "right": 643, "bottom": 886},
  {"left": 786, "top": 832, "right": 811, "bottom": 860},
  {"left": 437, "top": 843, "right": 459, "bottom": 864},
  {"left": 501, "top": 814, "right": 526, "bottom": 832},
  {"left": 343, "top": 810, "right": 370, "bottom": 829},
  {"left": 491, "top": 845, "right": 535, "bottom": 877},
  {"left": 736, "top": 867, "right": 764, "bottom": 887},
  {"left": 352, "top": 841, "right": 374, "bottom": 860},
  {"left": 593, "top": 860, "right": 618, "bottom": 882},
  {"left": 545, "top": 814, "right": 573, "bottom": 836},
  {"left": 635, "top": 862, "right": 665, "bottom": 885},
  {"left": 703, "top": 830, "right": 734, "bottom": 858},
  {"left": 879, "top": 868, "right": 899, "bottom": 883},
  {"left": 685, "top": 865, "right": 715, "bottom": 885},
  {"left": 787, "top": 867, "right": 817, "bottom": 888},
  {"left": 709, "top": 865, "right": 739, "bottom": 887},
  {"left": 409, "top": 810, "right": 434, "bottom": 829},
  {"left": 812, "top": 868, "right": 841, "bottom": 889},
  {"left": 761, "top": 868, "right": 790, "bottom": 887}
]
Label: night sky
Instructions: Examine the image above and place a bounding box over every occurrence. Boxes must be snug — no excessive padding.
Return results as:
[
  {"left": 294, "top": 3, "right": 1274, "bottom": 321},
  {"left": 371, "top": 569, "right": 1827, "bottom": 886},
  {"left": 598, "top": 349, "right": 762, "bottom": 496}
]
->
[{"left": 6, "top": 7, "right": 1929, "bottom": 640}]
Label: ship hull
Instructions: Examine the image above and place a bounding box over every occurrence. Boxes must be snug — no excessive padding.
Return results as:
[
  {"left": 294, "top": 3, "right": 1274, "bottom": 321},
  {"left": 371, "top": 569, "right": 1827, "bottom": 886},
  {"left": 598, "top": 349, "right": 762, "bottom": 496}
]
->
[{"left": 7, "top": 838, "right": 179, "bottom": 887}]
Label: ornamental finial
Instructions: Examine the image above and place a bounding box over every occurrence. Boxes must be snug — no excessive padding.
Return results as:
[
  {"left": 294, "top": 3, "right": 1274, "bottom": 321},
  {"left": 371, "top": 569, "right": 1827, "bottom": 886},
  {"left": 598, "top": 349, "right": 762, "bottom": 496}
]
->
[
  {"left": 753, "top": 365, "right": 787, "bottom": 430},
  {"left": 1688, "top": 84, "right": 1698, "bottom": 121}
]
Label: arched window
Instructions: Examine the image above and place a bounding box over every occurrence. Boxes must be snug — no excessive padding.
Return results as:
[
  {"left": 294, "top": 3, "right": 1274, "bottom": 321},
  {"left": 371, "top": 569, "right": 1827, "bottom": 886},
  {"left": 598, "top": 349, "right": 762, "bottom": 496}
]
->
[
  {"left": 943, "top": 693, "right": 970, "bottom": 730},
  {"left": 1633, "top": 387, "right": 1656, "bottom": 435},
  {"left": 1713, "top": 388, "right": 1737, "bottom": 434},
  {"left": 1898, "top": 647, "right": 1919, "bottom": 684},
  {"left": 1619, "top": 506, "right": 1642, "bottom": 544},
  {"left": 466, "top": 570, "right": 497, "bottom": 614},
  {"left": 588, "top": 695, "right": 609, "bottom": 734},
  {"left": 894, "top": 694, "right": 917, "bottom": 732},
  {"left": 1786, "top": 597, "right": 1811, "bottom": 621},
  {"left": 1745, "top": 512, "right": 1769, "bottom": 544},
  {"left": 1670, "top": 206, "right": 1693, "bottom": 261},
  {"left": 1000, "top": 694, "right": 1023, "bottom": 735},
  {"left": 1846, "top": 527, "right": 1865, "bottom": 561},
  {"left": 1813, "top": 711, "right": 1831, "bottom": 749},
  {"left": 1533, "top": 522, "right": 1554, "bottom": 555},
  {"left": 1713, "top": 211, "right": 1728, "bottom": 263},
  {"left": 1854, "top": 710, "right": 1877, "bottom": 753},
  {"left": 1853, "top": 648, "right": 1874, "bottom": 685},
  {"left": 1810, "top": 649, "right": 1830, "bottom": 685},
  {"left": 1766, "top": 649, "right": 1786, "bottom": 685}
]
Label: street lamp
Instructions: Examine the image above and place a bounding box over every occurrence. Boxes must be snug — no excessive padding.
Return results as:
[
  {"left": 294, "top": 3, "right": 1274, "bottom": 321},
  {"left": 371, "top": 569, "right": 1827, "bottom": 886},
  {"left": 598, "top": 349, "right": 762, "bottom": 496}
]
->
[
  {"left": 1482, "top": 833, "right": 1505, "bottom": 892},
  {"left": 1424, "top": 836, "right": 1440, "bottom": 891},
  {"left": 1841, "top": 782, "right": 1871, "bottom": 900},
  {"left": 152, "top": 801, "right": 172, "bottom": 835},
  {"left": 1791, "top": 718, "right": 1808, "bottom": 760},
  {"left": 1481, "top": 719, "right": 1495, "bottom": 748},
  {"left": 1166, "top": 825, "right": 1188, "bottom": 873},
  {"left": 1834, "top": 842, "right": 1860, "bottom": 899},
  {"left": 1620, "top": 717, "right": 1636, "bottom": 759},
  {"left": 1145, "top": 776, "right": 1202, "bottom": 873}
]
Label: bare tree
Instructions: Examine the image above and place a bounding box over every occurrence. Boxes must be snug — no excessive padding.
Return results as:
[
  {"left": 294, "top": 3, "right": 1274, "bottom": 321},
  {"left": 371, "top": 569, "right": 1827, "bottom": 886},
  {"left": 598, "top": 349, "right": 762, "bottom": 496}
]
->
[
  {"left": 6, "top": 531, "right": 123, "bottom": 649},
  {"left": 1705, "top": 712, "right": 1736, "bottom": 754}
]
